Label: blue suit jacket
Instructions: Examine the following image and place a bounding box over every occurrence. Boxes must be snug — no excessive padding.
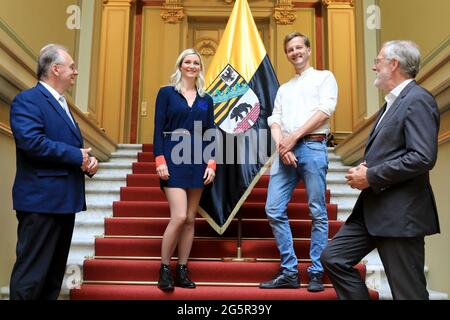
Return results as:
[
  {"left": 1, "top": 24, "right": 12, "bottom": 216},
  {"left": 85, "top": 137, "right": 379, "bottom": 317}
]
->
[{"left": 10, "top": 83, "right": 87, "bottom": 214}]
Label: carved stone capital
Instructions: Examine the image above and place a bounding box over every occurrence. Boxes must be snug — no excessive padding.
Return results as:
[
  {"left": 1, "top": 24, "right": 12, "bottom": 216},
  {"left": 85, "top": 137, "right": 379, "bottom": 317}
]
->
[
  {"left": 273, "top": 1, "right": 296, "bottom": 25},
  {"left": 194, "top": 38, "right": 218, "bottom": 57},
  {"left": 161, "top": 0, "right": 184, "bottom": 24}
]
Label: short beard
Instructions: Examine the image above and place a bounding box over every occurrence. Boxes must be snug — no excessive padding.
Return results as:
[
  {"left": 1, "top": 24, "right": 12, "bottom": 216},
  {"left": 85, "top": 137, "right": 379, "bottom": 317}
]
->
[{"left": 374, "top": 71, "right": 389, "bottom": 91}]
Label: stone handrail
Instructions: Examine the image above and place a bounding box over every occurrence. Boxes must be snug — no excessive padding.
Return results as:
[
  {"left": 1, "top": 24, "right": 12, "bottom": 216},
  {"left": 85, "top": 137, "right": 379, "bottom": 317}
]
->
[{"left": 0, "top": 26, "right": 116, "bottom": 161}]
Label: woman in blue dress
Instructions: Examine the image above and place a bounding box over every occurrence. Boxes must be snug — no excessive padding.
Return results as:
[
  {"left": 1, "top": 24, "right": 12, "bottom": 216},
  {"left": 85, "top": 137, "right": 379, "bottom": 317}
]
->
[{"left": 153, "top": 48, "right": 216, "bottom": 291}]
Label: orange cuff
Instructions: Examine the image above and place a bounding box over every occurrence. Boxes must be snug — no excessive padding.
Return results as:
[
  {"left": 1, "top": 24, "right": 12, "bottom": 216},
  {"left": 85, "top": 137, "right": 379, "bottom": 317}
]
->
[
  {"left": 207, "top": 159, "right": 216, "bottom": 172},
  {"left": 155, "top": 155, "right": 166, "bottom": 168}
]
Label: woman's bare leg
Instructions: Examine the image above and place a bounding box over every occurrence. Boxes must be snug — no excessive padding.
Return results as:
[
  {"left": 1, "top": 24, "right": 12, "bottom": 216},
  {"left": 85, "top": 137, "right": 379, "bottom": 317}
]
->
[
  {"left": 176, "top": 188, "right": 203, "bottom": 264},
  {"left": 160, "top": 188, "right": 188, "bottom": 264}
]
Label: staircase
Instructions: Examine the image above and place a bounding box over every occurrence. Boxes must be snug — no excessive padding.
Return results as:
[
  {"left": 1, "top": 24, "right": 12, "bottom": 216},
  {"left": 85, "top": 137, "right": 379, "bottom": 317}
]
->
[
  {"left": 69, "top": 144, "right": 377, "bottom": 300},
  {"left": 2, "top": 144, "right": 446, "bottom": 300}
]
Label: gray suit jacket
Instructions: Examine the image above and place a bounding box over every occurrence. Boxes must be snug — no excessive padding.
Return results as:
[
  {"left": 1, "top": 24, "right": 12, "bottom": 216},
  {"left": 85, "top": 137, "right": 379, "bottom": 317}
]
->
[{"left": 350, "top": 81, "right": 440, "bottom": 237}]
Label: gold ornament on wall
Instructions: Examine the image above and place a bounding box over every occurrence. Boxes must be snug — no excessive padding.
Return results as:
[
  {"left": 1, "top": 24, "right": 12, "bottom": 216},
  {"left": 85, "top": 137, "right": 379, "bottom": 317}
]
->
[
  {"left": 273, "top": 0, "right": 296, "bottom": 25},
  {"left": 194, "top": 39, "right": 218, "bottom": 57},
  {"left": 321, "top": 0, "right": 355, "bottom": 7},
  {"left": 161, "top": 0, "right": 184, "bottom": 24}
]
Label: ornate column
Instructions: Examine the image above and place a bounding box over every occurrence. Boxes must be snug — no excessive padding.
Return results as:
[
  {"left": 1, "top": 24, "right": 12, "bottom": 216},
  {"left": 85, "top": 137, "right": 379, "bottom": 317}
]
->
[
  {"left": 322, "top": 0, "right": 358, "bottom": 143},
  {"left": 95, "top": 0, "right": 135, "bottom": 143}
]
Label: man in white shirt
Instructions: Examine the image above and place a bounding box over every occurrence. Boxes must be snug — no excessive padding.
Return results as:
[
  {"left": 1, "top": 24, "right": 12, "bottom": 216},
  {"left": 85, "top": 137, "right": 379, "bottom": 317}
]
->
[
  {"left": 259, "top": 32, "right": 338, "bottom": 291},
  {"left": 321, "top": 41, "right": 440, "bottom": 299}
]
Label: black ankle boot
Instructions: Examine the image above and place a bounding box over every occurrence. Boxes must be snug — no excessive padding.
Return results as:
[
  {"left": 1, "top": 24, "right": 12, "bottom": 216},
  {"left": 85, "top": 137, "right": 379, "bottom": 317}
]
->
[
  {"left": 175, "top": 264, "right": 196, "bottom": 288},
  {"left": 158, "top": 264, "right": 174, "bottom": 291}
]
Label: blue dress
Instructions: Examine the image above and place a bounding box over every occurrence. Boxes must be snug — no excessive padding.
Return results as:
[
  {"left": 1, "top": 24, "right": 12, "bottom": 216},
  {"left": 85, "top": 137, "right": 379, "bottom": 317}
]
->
[{"left": 153, "top": 86, "right": 215, "bottom": 189}]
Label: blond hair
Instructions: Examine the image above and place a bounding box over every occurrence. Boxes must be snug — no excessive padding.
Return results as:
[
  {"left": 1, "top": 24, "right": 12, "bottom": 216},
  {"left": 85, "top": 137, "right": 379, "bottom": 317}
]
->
[{"left": 170, "top": 48, "right": 206, "bottom": 97}]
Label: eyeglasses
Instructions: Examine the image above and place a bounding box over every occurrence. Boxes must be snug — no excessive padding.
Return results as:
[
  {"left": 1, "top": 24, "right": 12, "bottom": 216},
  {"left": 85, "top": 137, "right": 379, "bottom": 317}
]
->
[
  {"left": 373, "top": 57, "right": 391, "bottom": 65},
  {"left": 55, "top": 63, "right": 77, "bottom": 71}
]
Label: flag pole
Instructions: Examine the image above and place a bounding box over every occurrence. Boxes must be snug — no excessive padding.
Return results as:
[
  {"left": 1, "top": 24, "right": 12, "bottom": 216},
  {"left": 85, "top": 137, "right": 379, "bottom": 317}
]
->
[{"left": 222, "top": 215, "right": 256, "bottom": 262}]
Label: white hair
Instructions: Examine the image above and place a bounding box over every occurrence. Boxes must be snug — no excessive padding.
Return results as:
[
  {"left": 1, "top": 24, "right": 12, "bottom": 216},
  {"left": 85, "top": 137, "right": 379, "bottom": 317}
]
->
[
  {"left": 382, "top": 40, "right": 421, "bottom": 78},
  {"left": 37, "top": 44, "right": 69, "bottom": 80},
  {"left": 170, "top": 48, "right": 206, "bottom": 97}
]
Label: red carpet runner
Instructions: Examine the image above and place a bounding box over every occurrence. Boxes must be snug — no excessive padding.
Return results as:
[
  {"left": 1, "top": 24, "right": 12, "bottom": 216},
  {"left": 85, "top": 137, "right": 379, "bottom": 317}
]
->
[{"left": 70, "top": 144, "right": 378, "bottom": 300}]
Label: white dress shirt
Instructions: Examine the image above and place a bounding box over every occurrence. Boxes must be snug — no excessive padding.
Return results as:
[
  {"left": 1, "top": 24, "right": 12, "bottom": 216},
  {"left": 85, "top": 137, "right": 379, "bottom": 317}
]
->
[
  {"left": 375, "top": 79, "right": 414, "bottom": 129},
  {"left": 40, "top": 81, "right": 76, "bottom": 126},
  {"left": 267, "top": 67, "right": 338, "bottom": 136}
]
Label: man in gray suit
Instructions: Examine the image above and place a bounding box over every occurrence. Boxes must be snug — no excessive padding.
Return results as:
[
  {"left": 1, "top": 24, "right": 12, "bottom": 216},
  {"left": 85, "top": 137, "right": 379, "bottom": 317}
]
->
[{"left": 320, "top": 40, "right": 440, "bottom": 300}]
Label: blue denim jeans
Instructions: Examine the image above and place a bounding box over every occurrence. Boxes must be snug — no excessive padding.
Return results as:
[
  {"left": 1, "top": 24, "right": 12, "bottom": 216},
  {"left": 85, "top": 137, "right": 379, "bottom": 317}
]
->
[{"left": 265, "top": 139, "right": 329, "bottom": 275}]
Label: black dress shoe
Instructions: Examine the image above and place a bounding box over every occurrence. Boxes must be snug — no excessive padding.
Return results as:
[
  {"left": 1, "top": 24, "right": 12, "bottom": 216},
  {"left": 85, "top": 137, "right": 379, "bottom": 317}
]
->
[
  {"left": 307, "top": 272, "right": 324, "bottom": 292},
  {"left": 259, "top": 271, "right": 300, "bottom": 289},
  {"left": 158, "top": 264, "right": 174, "bottom": 291},
  {"left": 175, "top": 264, "right": 196, "bottom": 288}
]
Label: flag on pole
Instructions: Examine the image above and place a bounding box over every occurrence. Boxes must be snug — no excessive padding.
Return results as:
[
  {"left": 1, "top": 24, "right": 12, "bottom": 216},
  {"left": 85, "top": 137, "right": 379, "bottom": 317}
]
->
[{"left": 199, "top": 0, "right": 279, "bottom": 234}]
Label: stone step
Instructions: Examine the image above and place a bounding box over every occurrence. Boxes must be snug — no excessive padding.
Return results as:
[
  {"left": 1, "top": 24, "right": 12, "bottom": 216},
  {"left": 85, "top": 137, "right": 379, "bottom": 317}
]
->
[
  {"left": 110, "top": 150, "right": 140, "bottom": 158},
  {"left": 328, "top": 165, "right": 351, "bottom": 171},
  {"left": 74, "top": 218, "right": 106, "bottom": 239},
  {"left": 108, "top": 146, "right": 139, "bottom": 163},
  {"left": 108, "top": 157, "right": 138, "bottom": 164},
  {"left": 86, "top": 190, "right": 120, "bottom": 206},
  {"left": 87, "top": 172, "right": 128, "bottom": 180},
  {"left": 364, "top": 264, "right": 448, "bottom": 300},
  {"left": 67, "top": 237, "right": 96, "bottom": 265},
  {"left": 81, "top": 204, "right": 112, "bottom": 217},
  {"left": 95, "top": 163, "right": 132, "bottom": 176},
  {"left": 330, "top": 199, "right": 356, "bottom": 210},
  {"left": 376, "top": 288, "right": 448, "bottom": 300},
  {"left": 329, "top": 185, "right": 360, "bottom": 194},
  {"left": 327, "top": 153, "right": 343, "bottom": 162},
  {"left": 85, "top": 180, "right": 126, "bottom": 191},
  {"left": 99, "top": 162, "right": 133, "bottom": 169},
  {"left": 117, "top": 144, "right": 143, "bottom": 151}
]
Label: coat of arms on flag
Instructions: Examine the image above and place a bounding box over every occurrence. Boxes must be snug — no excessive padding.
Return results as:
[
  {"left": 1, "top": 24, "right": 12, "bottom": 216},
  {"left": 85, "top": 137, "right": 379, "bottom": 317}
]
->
[
  {"left": 208, "top": 64, "right": 260, "bottom": 134},
  {"left": 198, "top": 0, "right": 279, "bottom": 234}
]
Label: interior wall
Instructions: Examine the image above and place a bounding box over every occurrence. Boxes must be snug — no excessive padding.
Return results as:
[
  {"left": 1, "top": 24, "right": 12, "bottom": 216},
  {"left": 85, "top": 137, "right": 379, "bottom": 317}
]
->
[
  {"left": 378, "top": 0, "right": 450, "bottom": 58},
  {"left": 428, "top": 141, "right": 450, "bottom": 295},
  {"left": 0, "top": 0, "right": 80, "bottom": 58},
  {"left": 0, "top": 0, "right": 81, "bottom": 100},
  {"left": 0, "top": 129, "right": 17, "bottom": 289}
]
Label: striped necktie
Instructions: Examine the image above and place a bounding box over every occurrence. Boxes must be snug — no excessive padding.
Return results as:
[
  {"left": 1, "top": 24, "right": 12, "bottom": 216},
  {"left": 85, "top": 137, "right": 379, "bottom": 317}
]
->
[{"left": 59, "top": 96, "right": 76, "bottom": 127}]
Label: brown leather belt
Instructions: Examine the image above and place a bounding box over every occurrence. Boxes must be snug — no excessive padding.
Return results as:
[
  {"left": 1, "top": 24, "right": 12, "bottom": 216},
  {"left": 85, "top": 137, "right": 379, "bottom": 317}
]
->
[{"left": 302, "top": 134, "right": 327, "bottom": 142}]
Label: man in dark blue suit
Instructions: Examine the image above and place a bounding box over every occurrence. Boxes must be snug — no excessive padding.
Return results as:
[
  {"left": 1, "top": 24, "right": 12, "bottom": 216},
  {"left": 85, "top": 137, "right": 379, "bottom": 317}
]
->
[
  {"left": 9, "top": 44, "right": 99, "bottom": 300},
  {"left": 321, "top": 40, "right": 440, "bottom": 300}
]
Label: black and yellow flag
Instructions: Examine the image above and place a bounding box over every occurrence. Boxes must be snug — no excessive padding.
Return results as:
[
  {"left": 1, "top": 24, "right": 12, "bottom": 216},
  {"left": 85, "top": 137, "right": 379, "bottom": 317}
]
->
[{"left": 199, "top": 0, "right": 279, "bottom": 234}]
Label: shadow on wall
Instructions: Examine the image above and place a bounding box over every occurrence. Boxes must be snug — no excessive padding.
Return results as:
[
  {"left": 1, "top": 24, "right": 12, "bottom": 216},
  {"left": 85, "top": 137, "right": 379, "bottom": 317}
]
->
[{"left": 0, "top": 133, "right": 18, "bottom": 291}]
